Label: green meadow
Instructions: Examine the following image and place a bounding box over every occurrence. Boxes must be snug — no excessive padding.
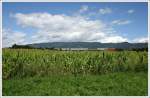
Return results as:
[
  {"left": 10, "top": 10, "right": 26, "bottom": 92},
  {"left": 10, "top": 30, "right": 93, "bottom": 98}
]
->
[{"left": 2, "top": 49, "right": 148, "bottom": 96}]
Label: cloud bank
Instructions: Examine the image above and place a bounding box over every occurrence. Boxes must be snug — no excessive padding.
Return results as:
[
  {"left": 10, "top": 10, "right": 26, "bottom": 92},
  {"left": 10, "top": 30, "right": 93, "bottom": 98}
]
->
[
  {"left": 3, "top": 10, "right": 147, "bottom": 47},
  {"left": 7, "top": 13, "right": 127, "bottom": 45},
  {"left": 133, "top": 37, "right": 148, "bottom": 43},
  {"left": 3, "top": 29, "right": 27, "bottom": 47}
]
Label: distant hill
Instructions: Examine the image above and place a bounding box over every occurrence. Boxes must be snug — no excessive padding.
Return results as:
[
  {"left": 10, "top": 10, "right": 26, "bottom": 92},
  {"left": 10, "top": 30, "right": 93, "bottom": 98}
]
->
[{"left": 27, "top": 42, "right": 148, "bottom": 49}]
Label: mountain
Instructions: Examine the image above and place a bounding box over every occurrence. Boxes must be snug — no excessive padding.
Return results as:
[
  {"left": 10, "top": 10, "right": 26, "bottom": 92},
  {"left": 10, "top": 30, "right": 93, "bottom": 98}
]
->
[{"left": 27, "top": 42, "right": 148, "bottom": 49}]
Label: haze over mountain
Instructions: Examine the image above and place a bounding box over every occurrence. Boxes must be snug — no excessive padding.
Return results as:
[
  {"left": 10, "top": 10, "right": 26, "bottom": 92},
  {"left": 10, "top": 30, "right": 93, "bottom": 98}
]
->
[{"left": 27, "top": 42, "right": 148, "bottom": 49}]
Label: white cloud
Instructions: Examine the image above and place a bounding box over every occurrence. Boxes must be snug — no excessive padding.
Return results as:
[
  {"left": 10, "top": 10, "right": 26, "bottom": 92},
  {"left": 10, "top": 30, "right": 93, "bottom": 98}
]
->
[
  {"left": 2, "top": 29, "right": 27, "bottom": 47},
  {"left": 101, "top": 36, "right": 127, "bottom": 43},
  {"left": 99, "top": 8, "right": 112, "bottom": 15},
  {"left": 79, "top": 5, "right": 88, "bottom": 13},
  {"left": 127, "top": 9, "right": 134, "bottom": 14},
  {"left": 133, "top": 37, "right": 148, "bottom": 43},
  {"left": 111, "top": 19, "right": 131, "bottom": 25},
  {"left": 3, "top": 12, "right": 129, "bottom": 47}
]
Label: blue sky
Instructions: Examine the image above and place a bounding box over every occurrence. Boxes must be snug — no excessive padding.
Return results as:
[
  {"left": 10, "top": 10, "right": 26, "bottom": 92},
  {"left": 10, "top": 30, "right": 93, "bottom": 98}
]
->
[{"left": 2, "top": 2, "right": 148, "bottom": 47}]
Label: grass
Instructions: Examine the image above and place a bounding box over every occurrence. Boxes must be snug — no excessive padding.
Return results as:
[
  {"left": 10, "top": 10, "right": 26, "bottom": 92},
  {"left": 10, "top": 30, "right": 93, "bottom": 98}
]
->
[
  {"left": 3, "top": 72, "right": 148, "bottom": 96},
  {"left": 2, "top": 49, "right": 148, "bottom": 96}
]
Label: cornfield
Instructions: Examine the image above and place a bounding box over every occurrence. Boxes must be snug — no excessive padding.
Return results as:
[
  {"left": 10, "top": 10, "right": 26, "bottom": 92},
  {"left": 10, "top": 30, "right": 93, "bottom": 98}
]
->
[{"left": 2, "top": 49, "right": 148, "bottom": 79}]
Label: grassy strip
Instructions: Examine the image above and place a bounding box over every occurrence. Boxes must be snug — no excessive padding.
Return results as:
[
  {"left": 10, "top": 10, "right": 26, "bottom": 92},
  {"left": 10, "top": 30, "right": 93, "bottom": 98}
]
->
[{"left": 3, "top": 72, "right": 148, "bottom": 96}]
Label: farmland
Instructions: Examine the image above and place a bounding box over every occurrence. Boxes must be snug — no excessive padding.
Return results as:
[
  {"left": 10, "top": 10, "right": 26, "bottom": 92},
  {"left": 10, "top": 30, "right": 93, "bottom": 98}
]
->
[{"left": 2, "top": 49, "right": 148, "bottom": 96}]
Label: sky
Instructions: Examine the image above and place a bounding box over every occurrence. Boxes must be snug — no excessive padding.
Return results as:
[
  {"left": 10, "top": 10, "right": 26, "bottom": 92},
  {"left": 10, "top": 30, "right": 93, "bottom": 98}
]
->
[{"left": 2, "top": 2, "right": 148, "bottom": 47}]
